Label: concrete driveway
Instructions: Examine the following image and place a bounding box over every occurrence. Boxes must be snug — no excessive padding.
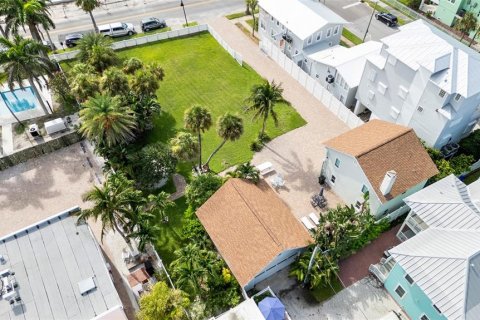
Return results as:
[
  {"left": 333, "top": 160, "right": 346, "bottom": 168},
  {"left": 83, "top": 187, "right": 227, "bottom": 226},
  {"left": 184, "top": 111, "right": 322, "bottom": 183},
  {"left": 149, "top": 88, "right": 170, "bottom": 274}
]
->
[{"left": 255, "top": 268, "right": 404, "bottom": 320}]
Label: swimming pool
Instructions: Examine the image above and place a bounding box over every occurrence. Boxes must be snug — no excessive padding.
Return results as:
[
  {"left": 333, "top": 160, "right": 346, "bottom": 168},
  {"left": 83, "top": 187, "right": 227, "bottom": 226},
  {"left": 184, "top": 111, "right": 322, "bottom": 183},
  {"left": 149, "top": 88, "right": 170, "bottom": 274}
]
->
[{"left": 0, "top": 87, "right": 37, "bottom": 114}]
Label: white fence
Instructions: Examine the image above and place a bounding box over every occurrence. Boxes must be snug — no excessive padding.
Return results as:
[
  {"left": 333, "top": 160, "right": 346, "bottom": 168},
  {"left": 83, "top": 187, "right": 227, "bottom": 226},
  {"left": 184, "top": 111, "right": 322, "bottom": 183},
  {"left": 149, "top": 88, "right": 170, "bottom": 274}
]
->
[
  {"left": 50, "top": 24, "right": 243, "bottom": 66},
  {"left": 259, "top": 40, "right": 363, "bottom": 129}
]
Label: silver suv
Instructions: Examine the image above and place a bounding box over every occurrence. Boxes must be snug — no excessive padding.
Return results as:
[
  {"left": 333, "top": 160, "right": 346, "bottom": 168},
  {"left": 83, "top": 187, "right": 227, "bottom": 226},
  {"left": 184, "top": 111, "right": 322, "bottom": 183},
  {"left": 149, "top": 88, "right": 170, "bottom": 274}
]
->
[{"left": 98, "top": 22, "right": 136, "bottom": 37}]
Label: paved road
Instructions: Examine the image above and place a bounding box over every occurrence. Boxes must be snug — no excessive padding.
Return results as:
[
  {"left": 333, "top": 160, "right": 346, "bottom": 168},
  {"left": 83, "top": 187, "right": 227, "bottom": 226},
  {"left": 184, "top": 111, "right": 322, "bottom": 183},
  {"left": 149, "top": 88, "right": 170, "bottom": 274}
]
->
[
  {"left": 46, "top": 0, "right": 244, "bottom": 43},
  {"left": 323, "top": 0, "right": 399, "bottom": 41}
]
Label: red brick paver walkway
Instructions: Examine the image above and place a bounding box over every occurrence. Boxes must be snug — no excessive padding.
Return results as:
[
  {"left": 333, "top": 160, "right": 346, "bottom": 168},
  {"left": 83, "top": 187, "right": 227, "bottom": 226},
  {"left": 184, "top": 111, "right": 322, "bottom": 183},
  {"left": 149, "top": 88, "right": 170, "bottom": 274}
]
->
[{"left": 339, "top": 225, "right": 401, "bottom": 287}]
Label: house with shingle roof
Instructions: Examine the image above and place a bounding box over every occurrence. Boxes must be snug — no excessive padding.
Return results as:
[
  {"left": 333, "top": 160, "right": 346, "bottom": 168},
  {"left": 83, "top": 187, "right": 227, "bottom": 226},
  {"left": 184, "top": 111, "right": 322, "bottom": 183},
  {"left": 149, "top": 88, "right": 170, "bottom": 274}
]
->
[
  {"left": 369, "top": 174, "right": 480, "bottom": 320},
  {"left": 322, "top": 119, "right": 438, "bottom": 219},
  {"left": 196, "top": 178, "right": 313, "bottom": 291}
]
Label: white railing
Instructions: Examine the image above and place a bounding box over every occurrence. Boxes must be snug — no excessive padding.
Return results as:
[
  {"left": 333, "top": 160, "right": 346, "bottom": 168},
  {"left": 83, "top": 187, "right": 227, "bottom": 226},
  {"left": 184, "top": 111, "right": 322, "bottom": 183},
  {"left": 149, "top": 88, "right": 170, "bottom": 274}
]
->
[
  {"left": 385, "top": 204, "right": 410, "bottom": 222},
  {"left": 259, "top": 40, "right": 363, "bottom": 129},
  {"left": 49, "top": 24, "right": 242, "bottom": 66}
]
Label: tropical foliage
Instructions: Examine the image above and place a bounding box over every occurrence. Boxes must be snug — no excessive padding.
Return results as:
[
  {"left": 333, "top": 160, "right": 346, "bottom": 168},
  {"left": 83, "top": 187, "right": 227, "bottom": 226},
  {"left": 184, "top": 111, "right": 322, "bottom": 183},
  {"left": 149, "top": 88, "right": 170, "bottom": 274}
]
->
[
  {"left": 226, "top": 161, "right": 260, "bottom": 183},
  {"left": 459, "top": 130, "right": 480, "bottom": 160},
  {"left": 170, "top": 132, "right": 199, "bottom": 163},
  {"left": 185, "top": 173, "right": 223, "bottom": 210},
  {"left": 137, "top": 281, "right": 190, "bottom": 320},
  {"left": 455, "top": 12, "right": 478, "bottom": 41},
  {"left": 76, "top": 33, "right": 118, "bottom": 72},
  {"left": 425, "top": 145, "right": 475, "bottom": 182}
]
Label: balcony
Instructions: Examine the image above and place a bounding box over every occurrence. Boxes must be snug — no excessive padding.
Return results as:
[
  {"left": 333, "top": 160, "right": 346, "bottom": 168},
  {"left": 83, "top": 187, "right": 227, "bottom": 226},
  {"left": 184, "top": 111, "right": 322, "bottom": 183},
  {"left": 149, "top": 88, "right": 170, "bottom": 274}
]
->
[{"left": 369, "top": 258, "right": 396, "bottom": 283}]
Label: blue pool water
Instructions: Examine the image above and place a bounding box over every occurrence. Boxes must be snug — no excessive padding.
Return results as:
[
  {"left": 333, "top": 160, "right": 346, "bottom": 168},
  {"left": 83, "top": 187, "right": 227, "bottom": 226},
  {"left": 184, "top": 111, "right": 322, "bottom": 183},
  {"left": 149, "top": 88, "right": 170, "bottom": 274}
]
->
[{"left": 1, "top": 87, "right": 37, "bottom": 113}]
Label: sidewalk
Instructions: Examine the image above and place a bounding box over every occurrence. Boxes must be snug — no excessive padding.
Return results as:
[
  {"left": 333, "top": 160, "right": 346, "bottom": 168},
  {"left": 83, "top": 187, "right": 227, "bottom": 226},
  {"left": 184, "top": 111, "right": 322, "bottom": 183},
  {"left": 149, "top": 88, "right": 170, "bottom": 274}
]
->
[{"left": 207, "top": 17, "right": 349, "bottom": 218}]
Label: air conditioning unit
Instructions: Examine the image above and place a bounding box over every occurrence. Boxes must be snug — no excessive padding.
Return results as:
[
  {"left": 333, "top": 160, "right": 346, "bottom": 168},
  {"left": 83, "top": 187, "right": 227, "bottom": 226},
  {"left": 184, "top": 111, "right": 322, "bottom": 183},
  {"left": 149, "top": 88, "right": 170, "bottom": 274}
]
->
[
  {"left": 326, "top": 74, "right": 335, "bottom": 84},
  {"left": 29, "top": 124, "right": 40, "bottom": 138},
  {"left": 282, "top": 34, "right": 293, "bottom": 43}
]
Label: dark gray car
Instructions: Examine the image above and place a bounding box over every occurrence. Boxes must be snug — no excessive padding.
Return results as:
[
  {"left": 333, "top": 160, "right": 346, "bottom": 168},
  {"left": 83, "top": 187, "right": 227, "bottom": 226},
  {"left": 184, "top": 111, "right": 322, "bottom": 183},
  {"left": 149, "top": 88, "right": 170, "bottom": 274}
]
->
[
  {"left": 141, "top": 17, "right": 167, "bottom": 32},
  {"left": 64, "top": 33, "right": 84, "bottom": 47},
  {"left": 375, "top": 13, "right": 398, "bottom": 27}
]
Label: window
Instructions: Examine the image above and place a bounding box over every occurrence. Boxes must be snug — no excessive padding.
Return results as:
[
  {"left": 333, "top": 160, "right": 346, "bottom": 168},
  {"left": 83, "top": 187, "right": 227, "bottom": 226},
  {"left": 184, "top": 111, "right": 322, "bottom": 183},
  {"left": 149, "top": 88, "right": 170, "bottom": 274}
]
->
[
  {"left": 368, "top": 90, "right": 375, "bottom": 100},
  {"left": 368, "top": 70, "right": 376, "bottom": 82},
  {"left": 361, "top": 185, "right": 368, "bottom": 194},
  {"left": 395, "top": 285, "right": 406, "bottom": 298},
  {"left": 390, "top": 106, "right": 400, "bottom": 119},
  {"left": 355, "top": 201, "right": 362, "bottom": 209},
  {"left": 454, "top": 93, "right": 461, "bottom": 101},
  {"left": 326, "top": 28, "right": 332, "bottom": 37},
  {"left": 405, "top": 274, "right": 414, "bottom": 285},
  {"left": 334, "top": 25, "right": 339, "bottom": 35},
  {"left": 330, "top": 175, "right": 336, "bottom": 183},
  {"left": 276, "top": 20, "right": 280, "bottom": 26},
  {"left": 260, "top": 20, "right": 265, "bottom": 30},
  {"left": 344, "top": 82, "right": 348, "bottom": 90},
  {"left": 316, "top": 32, "right": 322, "bottom": 41},
  {"left": 271, "top": 16, "right": 274, "bottom": 21},
  {"left": 420, "top": 315, "right": 430, "bottom": 320},
  {"left": 417, "top": 106, "right": 424, "bottom": 113},
  {"left": 377, "top": 82, "right": 388, "bottom": 95},
  {"left": 335, "top": 158, "right": 340, "bottom": 167},
  {"left": 398, "top": 86, "right": 408, "bottom": 100},
  {"left": 307, "top": 36, "right": 312, "bottom": 45},
  {"left": 439, "top": 89, "right": 446, "bottom": 98},
  {"left": 433, "top": 305, "right": 442, "bottom": 314}
]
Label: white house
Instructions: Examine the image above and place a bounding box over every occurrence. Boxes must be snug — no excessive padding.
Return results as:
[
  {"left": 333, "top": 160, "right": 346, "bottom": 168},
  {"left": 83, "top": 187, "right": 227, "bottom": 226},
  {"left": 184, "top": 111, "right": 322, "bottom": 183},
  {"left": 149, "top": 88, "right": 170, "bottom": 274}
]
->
[
  {"left": 258, "top": 0, "right": 347, "bottom": 72},
  {"left": 369, "top": 175, "right": 480, "bottom": 320},
  {"left": 196, "top": 178, "right": 312, "bottom": 292},
  {"left": 397, "top": 174, "right": 480, "bottom": 241},
  {"left": 322, "top": 120, "right": 438, "bottom": 218},
  {"left": 308, "top": 41, "right": 382, "bottom": 109},
  {"left": 355, "top": 20, "right": 480, "bottom": 149}
]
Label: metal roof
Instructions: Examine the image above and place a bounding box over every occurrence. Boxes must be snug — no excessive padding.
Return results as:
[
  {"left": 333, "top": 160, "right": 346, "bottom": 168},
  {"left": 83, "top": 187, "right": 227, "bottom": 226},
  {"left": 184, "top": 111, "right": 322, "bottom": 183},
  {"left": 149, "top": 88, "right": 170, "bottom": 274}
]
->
[
  {"left": 404, "top": 174, "right": 480, "bottom": 230},
  {"left": 0, "top": 210, "right": 123, "bottom": 320},
  {"left": 389, "top": 228, "right": 480, "bottom": 320},
  {"left": 380, "top": 20, "right": 480, "bottom": 98},
  {"left": 259, "top": 0, "right": 348, "bottom": 40}
]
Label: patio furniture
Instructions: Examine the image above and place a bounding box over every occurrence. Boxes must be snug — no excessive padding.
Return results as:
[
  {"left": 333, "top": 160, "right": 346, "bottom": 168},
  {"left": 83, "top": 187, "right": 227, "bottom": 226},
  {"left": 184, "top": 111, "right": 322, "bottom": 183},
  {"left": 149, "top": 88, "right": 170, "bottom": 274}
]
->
[
  {"left": 270, "top": 173, "right": 285, "bottom": 189},
  {"left": 308, "top": 212, "right": 319, "bottom": 226},
  {"left": 301, "top": 216, "right": 316, "bottom": 230},
  {"left": 310, "top": 194, "right": 327, "bottom": 208},
  {"left": 256, "top": 162, "right": 274, "bottom": 176}
]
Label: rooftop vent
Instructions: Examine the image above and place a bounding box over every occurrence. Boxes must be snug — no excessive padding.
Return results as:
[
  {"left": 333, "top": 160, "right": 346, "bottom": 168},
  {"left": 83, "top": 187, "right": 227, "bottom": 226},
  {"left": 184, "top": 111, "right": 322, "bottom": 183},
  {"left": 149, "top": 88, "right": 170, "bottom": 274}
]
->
[
  {"left": 78, "top": 277, "right": 96, "bottom": 296},
  {"left": 379, "top": 171, "right": 397, "bottom": 196}
]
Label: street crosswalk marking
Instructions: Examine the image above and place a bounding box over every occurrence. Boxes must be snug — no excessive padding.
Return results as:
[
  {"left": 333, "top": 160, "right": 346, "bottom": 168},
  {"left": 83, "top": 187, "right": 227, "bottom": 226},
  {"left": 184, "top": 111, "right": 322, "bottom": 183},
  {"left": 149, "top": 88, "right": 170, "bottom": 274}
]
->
[{"left": 342, "top": 2, "right": 362, "bottom": 9}]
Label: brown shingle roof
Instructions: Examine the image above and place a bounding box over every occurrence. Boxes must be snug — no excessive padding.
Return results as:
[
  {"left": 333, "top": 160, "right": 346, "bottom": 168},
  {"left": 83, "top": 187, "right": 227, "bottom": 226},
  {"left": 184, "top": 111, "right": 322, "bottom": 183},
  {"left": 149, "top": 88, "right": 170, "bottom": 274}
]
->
[
  {"left": 324, "top": 120, "right": 439, "bottom": 203},
  {"left": 196, "top": 179, "right": 313, "bottom": 287}
]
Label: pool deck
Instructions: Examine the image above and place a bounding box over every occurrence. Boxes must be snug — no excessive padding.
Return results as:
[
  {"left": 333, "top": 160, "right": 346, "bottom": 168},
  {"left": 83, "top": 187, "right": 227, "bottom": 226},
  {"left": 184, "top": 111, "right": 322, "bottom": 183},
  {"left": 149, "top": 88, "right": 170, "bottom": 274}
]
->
[{"left": 1, "top": 123, "right": 14, "bottom": 155}]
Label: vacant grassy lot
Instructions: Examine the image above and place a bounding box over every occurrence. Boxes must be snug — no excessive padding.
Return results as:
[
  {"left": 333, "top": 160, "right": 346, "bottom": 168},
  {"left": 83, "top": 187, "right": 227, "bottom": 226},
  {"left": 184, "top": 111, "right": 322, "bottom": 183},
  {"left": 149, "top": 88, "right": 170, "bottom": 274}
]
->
[{"left": 117, "top": 32, "right": 306, "bottom": 172}]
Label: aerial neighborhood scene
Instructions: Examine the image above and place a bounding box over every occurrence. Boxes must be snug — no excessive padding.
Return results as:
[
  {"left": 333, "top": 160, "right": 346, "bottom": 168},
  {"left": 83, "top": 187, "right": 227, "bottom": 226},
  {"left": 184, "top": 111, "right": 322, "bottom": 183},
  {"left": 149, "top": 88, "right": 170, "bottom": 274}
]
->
[{"left": 1, "top": 0, "right": 480, "bottom": 318}]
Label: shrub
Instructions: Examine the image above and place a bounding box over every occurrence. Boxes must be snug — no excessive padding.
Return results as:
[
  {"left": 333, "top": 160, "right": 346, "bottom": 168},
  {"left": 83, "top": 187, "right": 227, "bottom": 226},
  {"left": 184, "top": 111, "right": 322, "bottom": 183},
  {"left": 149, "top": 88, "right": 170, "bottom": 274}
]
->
[
  {"left": 250, "top": 139, "right": 262, "bottom": 151},
  {"left": 460, "top": 130, "right": 480, "bottom": 160},
  {"left": 185, "top": 173, "right": 223, "bottom": 209},
  {"left": 123, "top": 57, "right": 144, "bottom": 74}
]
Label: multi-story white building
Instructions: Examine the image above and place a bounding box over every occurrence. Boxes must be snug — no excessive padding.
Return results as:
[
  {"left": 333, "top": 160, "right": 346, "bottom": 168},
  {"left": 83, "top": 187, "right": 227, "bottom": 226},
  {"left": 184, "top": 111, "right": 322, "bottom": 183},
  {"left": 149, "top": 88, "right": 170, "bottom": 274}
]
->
[
  {"left": 308, "top": 41, "right": 382, "bottom": 109},
  {"left": 258, "top": 0, "right": 347, "bottom": 72},
  {"left": 355, "top": 20, "right": 480, "bottom": 148}
]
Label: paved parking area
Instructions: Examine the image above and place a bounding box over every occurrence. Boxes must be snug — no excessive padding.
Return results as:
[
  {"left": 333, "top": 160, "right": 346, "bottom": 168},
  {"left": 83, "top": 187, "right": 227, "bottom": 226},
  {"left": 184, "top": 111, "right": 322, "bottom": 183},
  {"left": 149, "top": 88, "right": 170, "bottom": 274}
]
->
[
  {"left": 255, "top": 268, "right": 404, "bottom": 320},
  {"left": 0, "top": 143, "right": 96, "bottom": 237}
]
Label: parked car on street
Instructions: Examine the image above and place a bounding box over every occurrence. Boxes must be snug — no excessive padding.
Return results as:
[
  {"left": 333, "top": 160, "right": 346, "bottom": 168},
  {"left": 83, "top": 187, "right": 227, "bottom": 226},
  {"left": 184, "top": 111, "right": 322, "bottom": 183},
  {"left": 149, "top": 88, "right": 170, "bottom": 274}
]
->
[
  {"left": 98, "top": 22, "right": 136, "bottom": 37},
  {"left": 64, "top": 33, "right": 84, "bottom": 47},
  {"left": 375, "top": 12, "right": 398, "bottom": 27},
  {"left": 141, "top": 17, "right": 167, "bottom": 32}
]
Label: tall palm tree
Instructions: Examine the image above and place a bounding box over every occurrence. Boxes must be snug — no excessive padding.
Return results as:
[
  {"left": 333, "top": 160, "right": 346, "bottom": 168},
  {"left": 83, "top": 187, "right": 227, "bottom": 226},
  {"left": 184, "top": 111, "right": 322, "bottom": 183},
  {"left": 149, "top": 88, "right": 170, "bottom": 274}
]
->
[
  {"left": 127, "top": 217, "right": 161, "bottom": 252},
  {"left": 245, "top": 80, "right": 289, "bottom": 138},
  {"left": 171, "top": 243, "right": 208, "bottom": 295},
  {"left": 145, "top": 192, "right": 173, "bottom": 222},
  {"left": 78, "top": 172, "right": 142, "bottom": 249},
  {"left": 246, "top": 0, "right": 258, "bottom": 36},
  {"left": 0, "top": 35, "right": 54, "bottom": 115},
  {"left": 204, "top": 113, "right": 243, "bottom": 167},
  {"left": 226, "top": 161, "right": 260, "bottom": 183},
  {"left": 170, "top": 132, "right": 199, "bottom": 163},
  {"left": 455, "top": 11, "right": 477, "bottom": 42},
  {"left": 184, "top": 106, "right": 212, "bottom": 170},
  {"left": 4, "top": 0, "right": 54, "bottom": 43},
  {"left": 75, "top": 0, "right": 101, "bottom": 33},
  {"left": 79, "top": 94, "right": 137, "bottom": 147},
  {"left": 76, "top": 32, "right": 117, "bottom": 73},
  {"left": 469, "top": 23, "right": 480, "bottom": 47}
]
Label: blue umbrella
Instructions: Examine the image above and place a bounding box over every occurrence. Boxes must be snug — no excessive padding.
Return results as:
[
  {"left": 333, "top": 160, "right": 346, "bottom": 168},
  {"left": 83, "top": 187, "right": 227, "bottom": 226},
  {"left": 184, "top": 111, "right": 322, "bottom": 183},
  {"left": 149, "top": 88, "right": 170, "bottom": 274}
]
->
[{"left": 258, "top": 297, "right": 285, "bottom": 320}]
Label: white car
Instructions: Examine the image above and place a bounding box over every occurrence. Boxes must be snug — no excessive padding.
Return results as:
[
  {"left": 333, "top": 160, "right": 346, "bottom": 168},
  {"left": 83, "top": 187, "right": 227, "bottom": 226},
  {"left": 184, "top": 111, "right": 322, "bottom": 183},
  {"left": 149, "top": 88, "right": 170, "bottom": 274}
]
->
[{"left": 98, "top": 22, "right": 136, "bottom": 37}]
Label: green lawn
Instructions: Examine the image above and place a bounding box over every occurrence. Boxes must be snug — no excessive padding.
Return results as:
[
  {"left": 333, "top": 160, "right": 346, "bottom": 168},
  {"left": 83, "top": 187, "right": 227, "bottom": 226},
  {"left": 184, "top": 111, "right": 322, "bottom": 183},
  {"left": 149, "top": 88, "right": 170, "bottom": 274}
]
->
[
  {"left": 342, "top": 28, "right": 363, "bottom": 46},
  {"left": 116, "top": 32, "right": 306, "bottom": 172},
  {"left": 310, "top": 276, "right": 344, "bottom": 302},
  {"left": 154, "top": 196, "right": 189, "bottom": 268},
  {"left": 246, "top": 19, "right": 258, "bottom": 31}
]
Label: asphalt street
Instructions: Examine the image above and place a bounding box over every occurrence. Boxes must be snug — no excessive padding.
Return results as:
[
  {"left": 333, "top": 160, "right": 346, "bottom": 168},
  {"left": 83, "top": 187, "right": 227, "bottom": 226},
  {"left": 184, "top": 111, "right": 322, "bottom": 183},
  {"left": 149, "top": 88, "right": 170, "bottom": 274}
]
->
[
  {"left": 46, "top": 0, "right": 244, "bottom": 43},
  {"left": 322, "top": 0, "right": 399, "bottom": 41}
]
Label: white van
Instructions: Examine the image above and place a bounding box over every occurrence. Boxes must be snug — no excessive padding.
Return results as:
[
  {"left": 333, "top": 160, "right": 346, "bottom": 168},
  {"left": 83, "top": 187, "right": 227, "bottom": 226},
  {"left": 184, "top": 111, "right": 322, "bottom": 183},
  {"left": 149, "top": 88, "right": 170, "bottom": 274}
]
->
[{"left": 98, "top": 22, "right": 136, "bottom": 37}]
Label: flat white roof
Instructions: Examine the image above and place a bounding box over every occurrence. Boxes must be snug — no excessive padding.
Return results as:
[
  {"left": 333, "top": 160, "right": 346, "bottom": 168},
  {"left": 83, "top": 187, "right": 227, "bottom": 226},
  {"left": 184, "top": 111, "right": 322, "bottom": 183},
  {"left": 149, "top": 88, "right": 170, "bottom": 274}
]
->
[
  {"left": 216, "top": 298, "right": 265, "bottom": 320},
  {"left": 0, "top": 211, "right": 123, "bottom": 320},
  {"left": 309, "top": 41, "right": 382, "bottom": 87},
  {"left": 381, "top": 20, "right": 480, "bottom": 98},
  {"left": 259, "top": 0, "right": 347, "bottom": 40}
]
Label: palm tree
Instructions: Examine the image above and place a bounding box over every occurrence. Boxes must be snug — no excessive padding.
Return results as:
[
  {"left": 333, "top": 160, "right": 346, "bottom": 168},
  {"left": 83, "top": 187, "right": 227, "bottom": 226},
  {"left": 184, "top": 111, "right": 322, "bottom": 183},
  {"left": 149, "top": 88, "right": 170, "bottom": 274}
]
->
[
  {"left": 469, "top": 23, "right": 480, "bottom": 47},
  {"left": 226, "top": 161, "right": 260, "bottom": 183},
  {"left": 78, "top": 172, "right": 141, "bottom": 249},
  {"left": 170, "top": 132, "right": 199, "bottom": 162},
  {"left": 79, "top": 94, "right": 137, "bottom": 147},
  {"left": 455, "top": 11, "right": 478, "bottom": 42},
  {"left": 76, "top": 32, "right": 117, "bottom": 73},
  {"left": 128, "top": 218, "right": 161, "bottom": 252},
  {"left": 246, "top": 0, "right": 258, "bottom": 36},
  {"left": 75, "top": 0, "right": 101, "bottom": 33},
  {"left": 171, "top": 243, "right": 208, "bottom": 295},
  {"left": 100, "top": 67, "right": 129, "bottom": 96},
  {"left": 4, "top": 0, "right": 54, "bottom": 43},
  {"left": 204, "top": 113, "right": 243, "bottom": 167},
  {"left": 184, "top": 106, "right": 212, "bottom": 170},
  {"left": 0, "top": 35, "right": 54, "bottom": 115},
  {"left": 145, "top": 192, "right": 173, "bottom": 222},
  {"left": 245, "top": 80, "right": 289, "bottom": 138}
]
